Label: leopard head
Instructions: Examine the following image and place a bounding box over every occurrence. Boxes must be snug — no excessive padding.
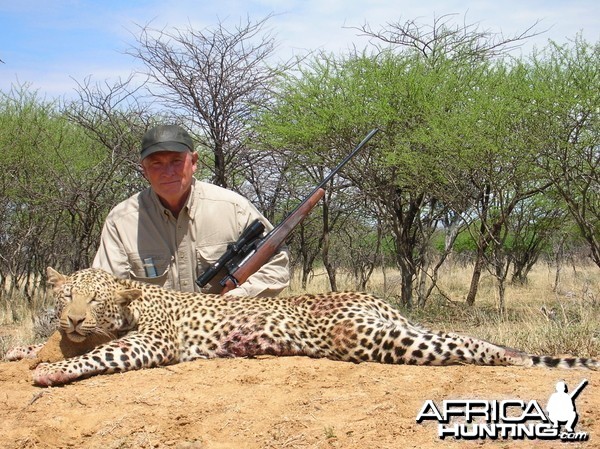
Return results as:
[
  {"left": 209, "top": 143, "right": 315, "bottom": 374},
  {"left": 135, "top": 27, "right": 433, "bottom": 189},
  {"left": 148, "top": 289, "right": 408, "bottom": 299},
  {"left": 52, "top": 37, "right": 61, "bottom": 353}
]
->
[{"left": 46, "top": 267, "right": 142, "bottom": 343}]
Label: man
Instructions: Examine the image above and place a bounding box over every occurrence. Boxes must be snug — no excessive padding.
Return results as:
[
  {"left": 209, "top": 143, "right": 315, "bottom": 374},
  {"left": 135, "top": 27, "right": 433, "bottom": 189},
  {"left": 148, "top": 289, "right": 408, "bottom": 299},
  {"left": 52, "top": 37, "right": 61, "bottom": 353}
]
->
[{"left": 92, "top": 124, "right": 290, "bottom": 297}]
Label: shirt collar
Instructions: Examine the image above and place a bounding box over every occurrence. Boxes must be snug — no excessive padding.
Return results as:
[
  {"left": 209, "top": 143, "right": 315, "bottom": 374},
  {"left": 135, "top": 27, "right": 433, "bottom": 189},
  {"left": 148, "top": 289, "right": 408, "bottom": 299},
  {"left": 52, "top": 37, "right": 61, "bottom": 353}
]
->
[{"left": 149, "top": 179, "right": 197, "bottom": 221}]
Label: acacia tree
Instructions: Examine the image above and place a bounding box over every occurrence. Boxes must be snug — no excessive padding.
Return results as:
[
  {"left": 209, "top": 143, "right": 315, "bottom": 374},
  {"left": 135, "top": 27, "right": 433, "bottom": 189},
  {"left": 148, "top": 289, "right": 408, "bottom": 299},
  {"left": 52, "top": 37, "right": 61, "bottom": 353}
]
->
[
  {"left": 509, "top": 196, "right": 567, "bottom": 285},
  {"left": 251, "top": 48, "right": 455, "bottom": 304},
  {"left": 0, "top": 76, "right": 156, "bottom": 304},
  {"left": 241, "top": 143, "right": 331, "bottom": 289},
  {"left": 128, "top": 15, "right": 286, "bottom": 188},
  {"left": 257, "top": 49, "right": 463, "bottom": 305},
  {"left": 354, "top": 16, "right": 546, "bottom": 308},
  {"left": 0, "top": 88, "right": 73, "bottom": 297},
  {"left": 254, "top": 54, "right": 375, "bottom": 291},
  {"left": 0, "top": 87, "right": 124, "bottom": 299},
  {"left": 333, "top": 191, "right": 386, "bottom": 291},
  {"left": 439, "top": 61, "right": 553, "bottom": 309},
  {"left": 533, "top": 37, "right": 600, "bottom": 268}
]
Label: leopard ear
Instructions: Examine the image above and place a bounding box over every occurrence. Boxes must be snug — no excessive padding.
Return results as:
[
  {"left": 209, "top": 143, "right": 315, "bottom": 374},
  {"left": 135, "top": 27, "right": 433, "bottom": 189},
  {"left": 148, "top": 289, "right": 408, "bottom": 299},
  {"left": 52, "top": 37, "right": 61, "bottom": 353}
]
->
[
  {"left": 116, "top": 288, "right": 143, "bottom": 306},
  {"left": 46, "top": 267, "right": 66, "bottom": 291}
]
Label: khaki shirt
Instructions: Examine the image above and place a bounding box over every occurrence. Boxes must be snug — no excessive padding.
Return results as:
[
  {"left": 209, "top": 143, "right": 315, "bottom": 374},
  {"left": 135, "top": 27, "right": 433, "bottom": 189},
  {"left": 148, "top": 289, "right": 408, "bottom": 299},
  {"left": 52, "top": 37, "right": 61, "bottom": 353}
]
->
[{"left": 92, "top": 179, "right": 290, "bottom": 297}]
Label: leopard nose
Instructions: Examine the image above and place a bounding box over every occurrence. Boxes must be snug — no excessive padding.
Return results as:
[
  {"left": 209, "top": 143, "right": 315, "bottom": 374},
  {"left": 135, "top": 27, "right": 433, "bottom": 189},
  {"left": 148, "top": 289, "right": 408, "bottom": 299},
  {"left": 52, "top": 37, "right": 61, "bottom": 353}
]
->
[{"left": 68, "top": 315, "right": 86, "bottom": 329}]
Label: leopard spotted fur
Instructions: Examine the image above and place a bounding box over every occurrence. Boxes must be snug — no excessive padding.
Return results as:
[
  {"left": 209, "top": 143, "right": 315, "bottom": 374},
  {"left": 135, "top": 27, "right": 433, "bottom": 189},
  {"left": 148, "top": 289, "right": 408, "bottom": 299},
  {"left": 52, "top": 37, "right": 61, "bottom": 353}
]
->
[{"left": 6, "top": 267, "right": 598, "bottom": 386}]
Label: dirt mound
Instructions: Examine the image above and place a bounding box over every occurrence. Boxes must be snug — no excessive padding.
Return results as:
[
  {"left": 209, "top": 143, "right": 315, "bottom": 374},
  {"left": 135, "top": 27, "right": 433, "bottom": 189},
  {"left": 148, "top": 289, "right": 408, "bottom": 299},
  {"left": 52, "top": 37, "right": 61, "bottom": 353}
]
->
[{"left": 1, "top": 356, "right": 598, "bottom": 448}]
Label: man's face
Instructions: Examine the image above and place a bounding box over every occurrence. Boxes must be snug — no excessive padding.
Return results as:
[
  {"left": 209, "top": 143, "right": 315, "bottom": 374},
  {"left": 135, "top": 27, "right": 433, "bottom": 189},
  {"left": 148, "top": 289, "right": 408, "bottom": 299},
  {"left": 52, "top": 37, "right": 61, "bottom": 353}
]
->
[{"left": 141, "top": 150, "right": 199, "bottom": 205}]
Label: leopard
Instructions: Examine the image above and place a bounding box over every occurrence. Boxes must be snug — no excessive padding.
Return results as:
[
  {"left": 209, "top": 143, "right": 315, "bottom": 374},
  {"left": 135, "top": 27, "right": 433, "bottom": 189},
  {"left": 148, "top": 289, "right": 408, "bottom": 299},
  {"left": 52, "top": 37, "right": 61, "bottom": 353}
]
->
[{"left": 5, "top": 267, "right": 599, "bottom": 387}]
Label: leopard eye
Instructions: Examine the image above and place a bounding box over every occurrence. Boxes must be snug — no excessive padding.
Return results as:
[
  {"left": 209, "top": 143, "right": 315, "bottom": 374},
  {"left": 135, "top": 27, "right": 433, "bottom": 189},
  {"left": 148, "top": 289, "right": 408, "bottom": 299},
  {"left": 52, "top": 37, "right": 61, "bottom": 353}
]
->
[
  {"left": 61, "top": 290, "right": 73, "bottom": 303},
  {"left": 88, "top": 293, "right": 100, "bottom": 306}
]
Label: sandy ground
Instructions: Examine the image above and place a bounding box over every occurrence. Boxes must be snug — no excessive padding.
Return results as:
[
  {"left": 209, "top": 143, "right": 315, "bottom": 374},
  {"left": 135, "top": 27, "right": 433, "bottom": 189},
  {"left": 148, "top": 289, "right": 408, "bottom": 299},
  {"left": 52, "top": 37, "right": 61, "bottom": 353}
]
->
[{"left": 0, "top": 355, "right": 598, "bottom": 449}]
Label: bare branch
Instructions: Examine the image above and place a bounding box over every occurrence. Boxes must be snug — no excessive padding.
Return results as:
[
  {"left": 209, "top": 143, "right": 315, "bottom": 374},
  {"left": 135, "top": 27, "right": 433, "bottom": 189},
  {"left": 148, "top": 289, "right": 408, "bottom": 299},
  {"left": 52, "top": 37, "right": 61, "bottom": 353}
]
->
[{"left": 347, "top": 13, "right": 548, "bottom": 63}]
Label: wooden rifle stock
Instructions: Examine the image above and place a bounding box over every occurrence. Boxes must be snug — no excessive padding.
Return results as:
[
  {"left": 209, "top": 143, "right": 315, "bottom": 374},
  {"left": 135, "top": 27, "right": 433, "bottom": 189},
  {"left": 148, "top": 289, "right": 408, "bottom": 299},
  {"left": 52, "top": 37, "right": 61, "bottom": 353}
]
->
[
  {"left": 215, "top": 128, "right": 380, "bottom": 294},
  {"left": 220, "top": 188, "right": 325, "bottom": 294}
]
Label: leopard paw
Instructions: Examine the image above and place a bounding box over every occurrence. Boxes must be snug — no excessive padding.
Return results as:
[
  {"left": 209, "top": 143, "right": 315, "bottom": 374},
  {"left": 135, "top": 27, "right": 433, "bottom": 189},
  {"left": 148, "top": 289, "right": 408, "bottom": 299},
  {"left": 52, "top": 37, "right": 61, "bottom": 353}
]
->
[
  {"left": 5, "top": 344, "right": 43, "bottom": 361},
  {"left": 32, "top": 363, "right": 78, "bottom": 387}
]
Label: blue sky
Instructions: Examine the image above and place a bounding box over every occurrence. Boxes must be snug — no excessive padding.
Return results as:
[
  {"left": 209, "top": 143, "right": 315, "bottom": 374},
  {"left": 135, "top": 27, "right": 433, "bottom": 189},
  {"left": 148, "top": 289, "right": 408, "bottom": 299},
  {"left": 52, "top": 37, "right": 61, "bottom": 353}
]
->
[{"left": 1, "top": 0, "right": 598, "bottom": 99}]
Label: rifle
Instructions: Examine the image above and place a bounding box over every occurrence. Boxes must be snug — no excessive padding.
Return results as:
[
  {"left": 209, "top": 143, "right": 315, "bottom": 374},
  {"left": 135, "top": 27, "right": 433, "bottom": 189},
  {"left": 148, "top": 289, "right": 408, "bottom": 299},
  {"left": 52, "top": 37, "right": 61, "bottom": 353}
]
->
[{"left": 196, "top": 128, "right": 380, "bottom": 294}]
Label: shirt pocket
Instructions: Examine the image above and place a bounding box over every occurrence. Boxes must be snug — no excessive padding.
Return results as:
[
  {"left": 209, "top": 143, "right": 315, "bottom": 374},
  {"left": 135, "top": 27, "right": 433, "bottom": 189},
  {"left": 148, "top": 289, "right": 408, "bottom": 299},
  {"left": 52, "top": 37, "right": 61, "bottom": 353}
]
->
[
  {"left": 128, "top": 255, "right": 172, "bottom": 289},
  {"left": 195, "top": 243, "right": 230, "bottom": 293}
]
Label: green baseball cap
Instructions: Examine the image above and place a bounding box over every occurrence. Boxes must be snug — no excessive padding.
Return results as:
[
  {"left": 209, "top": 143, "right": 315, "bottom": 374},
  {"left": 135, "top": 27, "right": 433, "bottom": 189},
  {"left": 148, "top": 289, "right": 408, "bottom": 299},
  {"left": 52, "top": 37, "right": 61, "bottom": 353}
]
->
[{"left": 141, "top": 125, "right": 194, "bottom": 159}]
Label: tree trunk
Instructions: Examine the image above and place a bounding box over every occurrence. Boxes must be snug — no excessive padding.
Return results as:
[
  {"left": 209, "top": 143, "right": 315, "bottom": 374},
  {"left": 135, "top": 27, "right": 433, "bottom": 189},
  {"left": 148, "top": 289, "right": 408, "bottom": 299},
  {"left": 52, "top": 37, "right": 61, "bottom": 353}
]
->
[
  {"left": 416, "top": 250, "right": 430, "bottom": 308},
  {"left": 466, "top": 184, "right": 491, "bottom": 306},
  {"left": 466, "top": 249, "right": 485, "bottom": 306},
  {"left": 213, "top": 140, "right": 227, "bottom": 188},
  {"left": 396, "top": 248, "right": 414, "bottom": 308},
  {"left": 494, "top": 246, "right": 507, "bottom": 315},
  {"left": 321, "top": 201, "right": 337, "bottom": 291},
  {"left": 400, "top": 265, "right": 413, "bottom": 308}
]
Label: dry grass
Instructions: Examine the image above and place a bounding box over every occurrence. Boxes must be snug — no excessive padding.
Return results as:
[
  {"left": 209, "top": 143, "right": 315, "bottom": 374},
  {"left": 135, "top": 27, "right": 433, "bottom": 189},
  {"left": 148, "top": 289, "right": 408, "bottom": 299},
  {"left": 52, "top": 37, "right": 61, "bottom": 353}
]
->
[{"left": 0, "top": 290, "right": 54, "bottom": 356}]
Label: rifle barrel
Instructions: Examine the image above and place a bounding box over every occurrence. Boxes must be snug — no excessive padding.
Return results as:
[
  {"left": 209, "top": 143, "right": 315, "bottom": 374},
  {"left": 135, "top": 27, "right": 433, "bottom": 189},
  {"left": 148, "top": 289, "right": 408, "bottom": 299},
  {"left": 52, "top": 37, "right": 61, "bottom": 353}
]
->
[
  {"left": 319, "top": 128, "right": 380, "bottom": 188},
  {"left": 282, "top": 128, "right": 380, "bottom": 222}
]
